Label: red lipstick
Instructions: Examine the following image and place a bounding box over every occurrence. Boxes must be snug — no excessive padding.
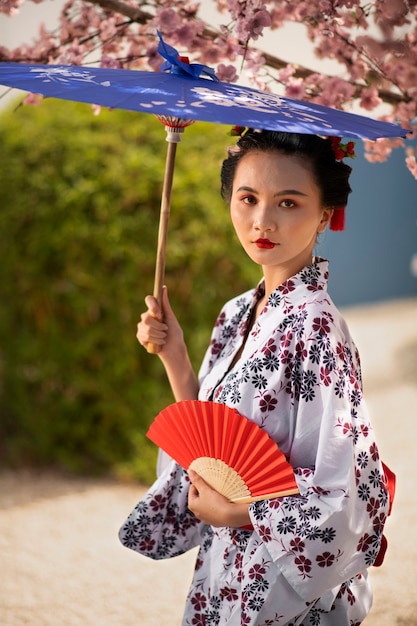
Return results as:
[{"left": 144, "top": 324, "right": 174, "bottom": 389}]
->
[{"left": 255, "top": 238, "right": 275, "bottom": 249}]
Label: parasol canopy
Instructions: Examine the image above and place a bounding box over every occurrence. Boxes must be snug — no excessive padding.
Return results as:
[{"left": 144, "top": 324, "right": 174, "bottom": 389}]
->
[{"left": 0, "top": 51, "right": 407, "bottom": 141}]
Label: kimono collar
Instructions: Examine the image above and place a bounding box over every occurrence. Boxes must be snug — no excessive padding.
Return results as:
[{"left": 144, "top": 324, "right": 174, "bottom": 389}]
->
[{"left": 254, "top": 257, "right": 329, "bottom": 310}]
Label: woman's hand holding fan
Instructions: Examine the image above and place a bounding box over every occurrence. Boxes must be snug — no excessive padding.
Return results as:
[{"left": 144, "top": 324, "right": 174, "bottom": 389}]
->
[
  {"left": 146, "top": 400, "right": 299, "bottom": 504},
  {"left": 187, "top": 468, "right": 253, "bottom": 528}
]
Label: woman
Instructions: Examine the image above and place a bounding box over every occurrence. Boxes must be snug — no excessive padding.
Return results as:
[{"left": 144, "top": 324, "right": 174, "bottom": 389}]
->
[{"left": 119, "top": 131, "right": 390, "bottom": 625}]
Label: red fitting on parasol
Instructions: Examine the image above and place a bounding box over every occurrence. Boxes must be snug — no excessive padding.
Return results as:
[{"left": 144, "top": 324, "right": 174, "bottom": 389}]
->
[{"left": 155, "top": 115, "right": 195, "bottom": 143}]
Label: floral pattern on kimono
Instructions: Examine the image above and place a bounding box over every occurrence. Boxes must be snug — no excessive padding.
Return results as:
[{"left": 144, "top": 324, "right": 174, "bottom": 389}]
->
[{"left": 119, "top": 258, "right": 390, "bottom": 626}]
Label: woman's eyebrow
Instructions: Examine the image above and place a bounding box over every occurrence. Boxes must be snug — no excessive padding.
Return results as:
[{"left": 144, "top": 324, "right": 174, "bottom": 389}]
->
[
  {"left": 236, "top": 186, "right": 256, "bottom": 193},
  {"left": 236, "top": 186, "right": 308, "bottom": 197},
  {"left": 275, "top": 189, "right": 309, "bottom": 197}
]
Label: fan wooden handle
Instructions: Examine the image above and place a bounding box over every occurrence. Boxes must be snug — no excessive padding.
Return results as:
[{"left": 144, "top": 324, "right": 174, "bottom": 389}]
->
[{"left": 146, "top": 140, "right": 177, "bottom": 355}]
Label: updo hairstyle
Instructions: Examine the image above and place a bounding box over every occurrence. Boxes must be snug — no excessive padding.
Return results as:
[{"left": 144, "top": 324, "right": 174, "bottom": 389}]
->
[{"left": 220, "top": 130, "right": 352, "bottom": 209}]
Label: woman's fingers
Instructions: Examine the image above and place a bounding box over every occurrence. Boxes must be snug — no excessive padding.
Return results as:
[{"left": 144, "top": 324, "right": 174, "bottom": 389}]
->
[
  {"left": 188, "top": 470, "right": 206, "bottom": 515},
  {"left": 136, "top": 322, "right": 166, "bottom": 347},
  {"left": 144, "top": 294, "right": 162, "bottom": 321},
  {"left": 136, "top": 302, "right": 168, "bottom": 348},
  {"left": 188, "top": 469, "right": 204, "bottom": 490},
  {"left": 136, "top": 286, "right": 185, "bottom": 357}
]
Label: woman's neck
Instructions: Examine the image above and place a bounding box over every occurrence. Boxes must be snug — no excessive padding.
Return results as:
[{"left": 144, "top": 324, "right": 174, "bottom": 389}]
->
[{"left": 262, "top": 255, "right": 314, "bottom": 300}]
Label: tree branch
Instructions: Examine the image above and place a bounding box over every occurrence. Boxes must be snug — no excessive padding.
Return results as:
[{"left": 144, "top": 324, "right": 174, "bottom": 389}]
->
[{"left": 85, "top": 0, "right": 152, "bottom": 23}]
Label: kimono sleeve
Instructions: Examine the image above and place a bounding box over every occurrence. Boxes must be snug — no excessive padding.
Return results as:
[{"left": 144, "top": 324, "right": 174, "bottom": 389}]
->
[
  {"left": 248, "top": 308, "right": 390, "bottom": 604},
  {"left": 119, "top": 460, "right": 206, "bottom": 560}
]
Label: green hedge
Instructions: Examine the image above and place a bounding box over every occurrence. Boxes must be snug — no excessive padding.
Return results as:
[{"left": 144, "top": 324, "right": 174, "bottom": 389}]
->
[{"left": 0, "top": 99, "right": 260, "bottom": 483}]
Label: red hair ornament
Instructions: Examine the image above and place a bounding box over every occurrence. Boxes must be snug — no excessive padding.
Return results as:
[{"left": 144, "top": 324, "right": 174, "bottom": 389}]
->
[{"left": 330, "top": 136, "right": 356, "bottom": 160}]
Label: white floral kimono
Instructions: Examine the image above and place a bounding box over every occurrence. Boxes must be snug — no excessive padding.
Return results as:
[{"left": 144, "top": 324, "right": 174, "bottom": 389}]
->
[{"left": 119, "top": 259, "right": 391, "bottom": 626}]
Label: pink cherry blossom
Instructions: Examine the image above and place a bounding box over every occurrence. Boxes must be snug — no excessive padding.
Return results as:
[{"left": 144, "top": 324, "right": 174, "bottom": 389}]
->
[
  {"left": 155, "top": 7, "right": 182, "bottom": 35},
  {"left": 364, "top": 137, "right": 404, "bottom": 165},
  {"left": 277, "top": 65, "right": 296, "bottom": 83},
  {"left": 216, "top": 63, "right": 239, "bottom": 83},
  {"left": 284, "top": 78, "right": 305, "bottom": 100},
  {"left": 242, "top": 48, "right": 265, "bottom": 74},
  {"left": 23, "top": 93, "right": 43, "bottom": 106},
  {"left": 0, "top": 0, "right": 22, "bottom": 15},
  {"left": 405, "top": 148, "right": 417, "bottom": 180},
  {"left": 236, "top": 8, "right": 271, "bottom": 41},
  {"left": 359, "top": 87, "right": 382, "bottom": 111}
]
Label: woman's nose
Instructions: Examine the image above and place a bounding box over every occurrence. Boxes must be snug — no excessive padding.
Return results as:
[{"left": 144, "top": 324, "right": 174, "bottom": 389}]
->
[{"left": 254, "top": 204, "right": 276, "bottom": 232}]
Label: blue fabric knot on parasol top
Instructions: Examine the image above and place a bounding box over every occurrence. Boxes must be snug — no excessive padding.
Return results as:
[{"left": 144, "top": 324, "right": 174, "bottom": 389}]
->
[{"left": 157, "top": 31, "right": 218, "bottom": 81}]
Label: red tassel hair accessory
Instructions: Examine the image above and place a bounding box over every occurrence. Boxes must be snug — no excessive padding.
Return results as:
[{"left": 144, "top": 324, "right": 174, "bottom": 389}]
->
[
  {"left": 328, "top": 137, "right": 355, "bottom": 232},
  {"left": 330, "top": 206, "right": 345, "bottom": 231}
]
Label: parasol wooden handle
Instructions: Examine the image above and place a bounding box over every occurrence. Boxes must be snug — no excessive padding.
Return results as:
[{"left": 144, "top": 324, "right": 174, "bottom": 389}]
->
[{"left": 147, "top": 140, "right": 178, "bottom": 354}]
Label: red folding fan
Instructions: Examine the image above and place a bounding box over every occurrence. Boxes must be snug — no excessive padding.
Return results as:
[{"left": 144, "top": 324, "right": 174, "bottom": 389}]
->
[{"left": 146, "top": 400, "right": 299, "bottom": 503}]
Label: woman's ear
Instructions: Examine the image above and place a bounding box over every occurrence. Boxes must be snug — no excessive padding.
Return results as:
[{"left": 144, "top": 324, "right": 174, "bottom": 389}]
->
[{"left": 317, "top": 208, "right": 334, "bottom": 233}]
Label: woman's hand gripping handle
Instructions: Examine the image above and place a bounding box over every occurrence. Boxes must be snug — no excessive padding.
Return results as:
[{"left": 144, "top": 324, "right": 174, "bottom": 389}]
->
[
  {"left": 137, "top": 286, "right": 173, "bottom": 355},
  {"left": 136, "top": 286, "right": 199, "bottom": 402}
]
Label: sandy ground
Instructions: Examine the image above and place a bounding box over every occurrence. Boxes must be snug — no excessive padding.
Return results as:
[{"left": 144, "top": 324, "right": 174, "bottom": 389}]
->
[{"left": 1, "top": 297, "right": 417, "bottom": 626}]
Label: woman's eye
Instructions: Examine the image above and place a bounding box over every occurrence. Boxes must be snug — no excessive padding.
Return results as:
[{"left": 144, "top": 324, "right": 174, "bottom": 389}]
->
[
  {"left": 280, "top": 199, "right": 296, "bottom": 208},
  {"left": 241, "top": 195, "right": 257, "bottom": 205}
]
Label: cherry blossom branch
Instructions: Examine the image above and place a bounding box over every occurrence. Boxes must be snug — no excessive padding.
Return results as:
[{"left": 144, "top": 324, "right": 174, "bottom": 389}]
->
[
  {"left": 259, "top": 50, "right": 406, "bottom": 107},
  {"left": 83, "top": 0, "right": 407, "bottom": 107},
  {"left": 84, "top": 0, "right": 153, "bottom": 23}
]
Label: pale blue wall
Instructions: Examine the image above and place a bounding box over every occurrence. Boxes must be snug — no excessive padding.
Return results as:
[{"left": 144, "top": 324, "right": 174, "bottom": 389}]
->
[{"left": 316, "top": 143, "right": 417, "bottom": 306}]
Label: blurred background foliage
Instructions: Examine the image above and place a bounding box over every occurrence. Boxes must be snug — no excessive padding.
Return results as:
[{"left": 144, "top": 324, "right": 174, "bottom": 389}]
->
[{"left": 0, "top": 99, "right": 260, "bottom": 483}]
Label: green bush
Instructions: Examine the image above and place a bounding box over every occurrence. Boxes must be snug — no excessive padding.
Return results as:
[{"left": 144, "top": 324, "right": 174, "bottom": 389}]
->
[{"left": 0, "top": 99, "right": 260, "bottom": 483}]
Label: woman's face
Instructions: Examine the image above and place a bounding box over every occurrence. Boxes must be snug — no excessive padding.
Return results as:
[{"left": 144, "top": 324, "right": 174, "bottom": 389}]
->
[{"left": 229, "top": 149, "right": 333, "bottom": 285}]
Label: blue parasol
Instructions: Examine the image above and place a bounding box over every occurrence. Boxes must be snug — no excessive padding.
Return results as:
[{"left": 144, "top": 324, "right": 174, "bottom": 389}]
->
[
  {"left": 0, "top": 31, "right": 407, "bottom": 139},
  {"left": 0, "top": 34, "right": 408, "bottom": 349}
]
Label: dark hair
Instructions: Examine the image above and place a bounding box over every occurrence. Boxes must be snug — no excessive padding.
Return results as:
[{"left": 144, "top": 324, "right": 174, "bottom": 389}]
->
[{"left": 220, "top": 130, "right": 352, "bottom": 208}]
